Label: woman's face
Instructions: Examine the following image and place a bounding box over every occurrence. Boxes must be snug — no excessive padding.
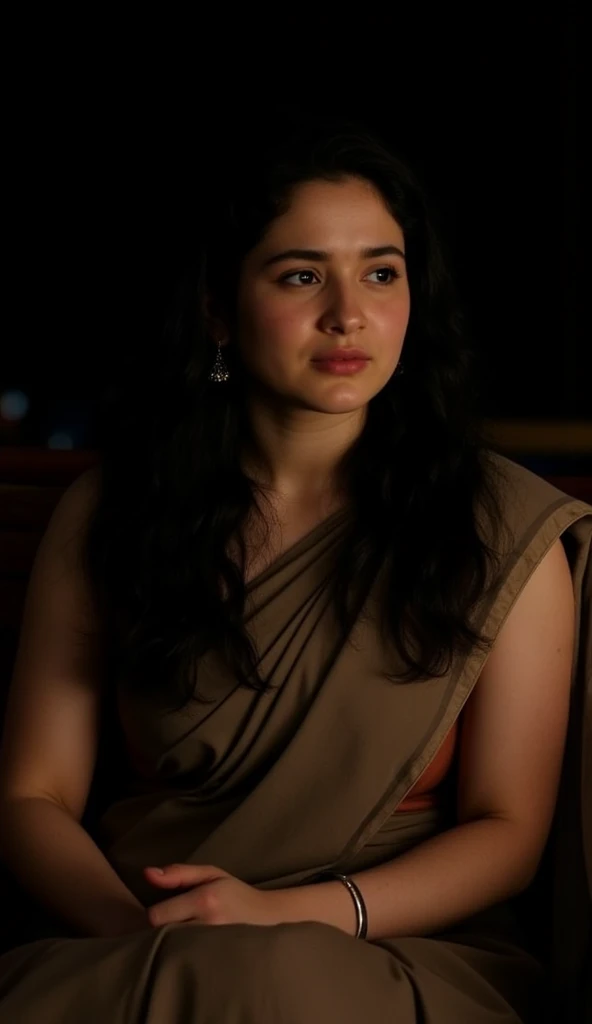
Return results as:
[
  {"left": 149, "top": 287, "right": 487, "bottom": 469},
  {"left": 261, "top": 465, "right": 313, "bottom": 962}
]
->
[{"left": 231, "top": 176, "right": 410, "bottom": 416}]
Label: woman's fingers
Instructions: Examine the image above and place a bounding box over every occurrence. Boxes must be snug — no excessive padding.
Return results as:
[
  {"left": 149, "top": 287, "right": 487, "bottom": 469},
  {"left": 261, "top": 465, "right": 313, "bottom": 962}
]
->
[
  {"left": 144, "top": 864, "right": 225, "bottom": 887},
  {"left": 147, "top": 889, "right": 201, "bottom": 927}
]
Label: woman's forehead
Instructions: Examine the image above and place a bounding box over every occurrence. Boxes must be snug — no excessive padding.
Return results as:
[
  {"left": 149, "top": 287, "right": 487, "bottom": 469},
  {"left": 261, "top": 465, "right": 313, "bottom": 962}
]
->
[{"left": 254, "top": 178, "right": 404, "bottom": 254}]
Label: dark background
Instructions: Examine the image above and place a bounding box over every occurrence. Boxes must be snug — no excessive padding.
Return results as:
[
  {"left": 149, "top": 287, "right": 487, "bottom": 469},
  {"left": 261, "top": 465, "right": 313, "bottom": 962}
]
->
[{"left": 2, "top": 8, "right": 586, "bottom": 452}]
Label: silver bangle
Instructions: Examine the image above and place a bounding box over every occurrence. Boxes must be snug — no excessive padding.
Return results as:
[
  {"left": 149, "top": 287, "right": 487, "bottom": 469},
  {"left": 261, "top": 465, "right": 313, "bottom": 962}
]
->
[{"left": 312, "top": 871, "right": 368, "bottom": 939}]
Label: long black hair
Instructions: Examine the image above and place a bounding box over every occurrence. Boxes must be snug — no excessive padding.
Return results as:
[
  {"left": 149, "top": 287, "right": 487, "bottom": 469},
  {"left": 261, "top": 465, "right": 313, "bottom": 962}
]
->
[{"left": 84, "top": 116, "right": 509, "bottom": 714}]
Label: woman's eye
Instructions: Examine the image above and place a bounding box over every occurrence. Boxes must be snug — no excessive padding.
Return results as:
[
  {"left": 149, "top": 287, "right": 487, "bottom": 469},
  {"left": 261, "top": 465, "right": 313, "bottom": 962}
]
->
[
  {"left": 279, "top": 266, "right": 400, "bottom": 287},
  {"left": 280, "top": 269, "right": 319, "bottom": 286},
  {"left": 366, "top": 267, "right": 400, "bottom": 284}
]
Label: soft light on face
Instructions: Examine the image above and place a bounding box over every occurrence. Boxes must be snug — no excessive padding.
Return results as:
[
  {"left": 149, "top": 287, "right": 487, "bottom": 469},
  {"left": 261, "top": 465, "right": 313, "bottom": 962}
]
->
[{"left": 233, "top": 176, "right": 411, "bottom": 415}]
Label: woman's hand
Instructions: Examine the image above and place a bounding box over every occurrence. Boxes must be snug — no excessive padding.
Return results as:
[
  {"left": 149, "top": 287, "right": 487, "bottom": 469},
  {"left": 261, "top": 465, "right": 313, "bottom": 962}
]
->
[{"left": 144, "top": 863, "right": 286, "bottom": 928}]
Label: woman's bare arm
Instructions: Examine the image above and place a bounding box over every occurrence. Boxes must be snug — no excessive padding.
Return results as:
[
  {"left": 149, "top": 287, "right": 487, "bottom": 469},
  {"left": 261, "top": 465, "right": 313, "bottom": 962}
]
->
[
  {"left": 0, "top": 468, "right": 147, "bottom": 938},
  {"left": 275, "top": 536, "right": 575, "bottom": 939}
]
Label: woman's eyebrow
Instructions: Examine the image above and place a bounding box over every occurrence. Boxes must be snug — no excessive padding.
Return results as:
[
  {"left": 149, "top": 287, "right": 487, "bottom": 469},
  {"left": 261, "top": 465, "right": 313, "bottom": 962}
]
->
[{"left": 262, "top": 244, "right": 406, "bottom": 268}]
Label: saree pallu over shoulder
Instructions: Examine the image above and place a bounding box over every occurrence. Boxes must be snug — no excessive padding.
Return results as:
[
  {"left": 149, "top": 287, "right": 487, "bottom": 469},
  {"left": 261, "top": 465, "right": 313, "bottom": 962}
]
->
[
  {"left": 0, "top": 452, "right": 590, "bottom": 1024},
  {"left": 97, "top": 455, "right": 591, "bottom": 886},
  {"left": 96, "top": 456, "right": 592, "bottom": 1000}
]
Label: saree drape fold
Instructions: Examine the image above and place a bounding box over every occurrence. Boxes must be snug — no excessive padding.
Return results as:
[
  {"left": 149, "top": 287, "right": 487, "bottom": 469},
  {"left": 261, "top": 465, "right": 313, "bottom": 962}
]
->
[{"left": 0, "top": 452, "right": 590, "bottom": 1023}]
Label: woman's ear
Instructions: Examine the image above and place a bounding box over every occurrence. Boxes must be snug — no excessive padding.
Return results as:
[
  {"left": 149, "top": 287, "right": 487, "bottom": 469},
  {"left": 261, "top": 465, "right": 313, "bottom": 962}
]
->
[{"left": 203, "top": 292, "right": 230, "bottom": 346}]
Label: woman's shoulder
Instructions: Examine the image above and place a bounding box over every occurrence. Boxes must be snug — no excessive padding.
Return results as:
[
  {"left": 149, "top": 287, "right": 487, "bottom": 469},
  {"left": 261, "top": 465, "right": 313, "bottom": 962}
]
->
[
  {"left": 475, "top": 450, "right": 592, "bottom": 575},
  {"left": 482, "top": 449, "right": 591, "bottom": 520}
]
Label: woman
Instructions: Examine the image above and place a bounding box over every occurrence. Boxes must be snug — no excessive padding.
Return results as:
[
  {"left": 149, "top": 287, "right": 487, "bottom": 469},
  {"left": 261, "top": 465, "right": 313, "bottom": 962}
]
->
[{"left": 0, "top": 118, "right": 590, "bottom": 1023}]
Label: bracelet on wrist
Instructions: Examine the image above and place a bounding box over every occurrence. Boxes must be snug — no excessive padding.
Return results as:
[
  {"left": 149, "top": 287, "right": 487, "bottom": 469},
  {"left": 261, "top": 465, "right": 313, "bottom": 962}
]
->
[{"left": 311, "top": 870, "right": 368, "bottom": 939}]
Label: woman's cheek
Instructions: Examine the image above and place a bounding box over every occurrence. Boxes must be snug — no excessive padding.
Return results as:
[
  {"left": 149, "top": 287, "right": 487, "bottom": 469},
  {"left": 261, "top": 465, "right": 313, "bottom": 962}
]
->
[
  {"left": 381, "top": 292, "right": 410, "bottom": 331},
  {"left": 249, "top": 303, "right": 311, "bottom": 353}
]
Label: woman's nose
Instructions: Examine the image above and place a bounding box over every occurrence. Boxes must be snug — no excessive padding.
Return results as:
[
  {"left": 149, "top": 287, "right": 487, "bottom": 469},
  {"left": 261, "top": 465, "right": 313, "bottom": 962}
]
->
[{"left": 318, "top": 284, "right": 366, "bottom": 335}]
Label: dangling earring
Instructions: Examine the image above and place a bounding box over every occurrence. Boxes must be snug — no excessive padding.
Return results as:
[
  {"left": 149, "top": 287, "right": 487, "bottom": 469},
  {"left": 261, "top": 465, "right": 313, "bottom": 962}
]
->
[
  {"left": 395, "top": 360, "right": 405, "bottom": 377},
  {"left": 208, "top": 340, "right": 230, "bottom": 383}
]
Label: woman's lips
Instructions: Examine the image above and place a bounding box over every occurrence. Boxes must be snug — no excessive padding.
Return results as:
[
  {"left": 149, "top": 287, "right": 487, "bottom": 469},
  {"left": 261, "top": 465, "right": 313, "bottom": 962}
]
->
[
  {"left": 312, "top": 349, "right": 369, "bottom": 361},
  {"left": 311, "top": 357, "right": 370, "bottom": 375}
]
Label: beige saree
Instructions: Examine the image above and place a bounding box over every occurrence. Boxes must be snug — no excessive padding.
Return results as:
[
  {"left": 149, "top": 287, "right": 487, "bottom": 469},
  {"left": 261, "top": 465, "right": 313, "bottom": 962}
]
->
[{"left": 0, "top": 452, "right": 590, "bottom": 1023}]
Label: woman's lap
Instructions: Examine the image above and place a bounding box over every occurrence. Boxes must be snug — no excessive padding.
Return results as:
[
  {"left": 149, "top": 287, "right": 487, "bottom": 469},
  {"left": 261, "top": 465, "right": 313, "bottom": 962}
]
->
[{"left": 0, "top": 918, "right": 545, "bottom": 1024}]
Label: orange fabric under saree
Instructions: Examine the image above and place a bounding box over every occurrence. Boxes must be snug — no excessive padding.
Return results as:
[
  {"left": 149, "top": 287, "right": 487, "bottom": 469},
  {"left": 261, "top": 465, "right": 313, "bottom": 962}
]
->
[{"left": 0, "top": 452, "right": 590, "bottom": 1023}]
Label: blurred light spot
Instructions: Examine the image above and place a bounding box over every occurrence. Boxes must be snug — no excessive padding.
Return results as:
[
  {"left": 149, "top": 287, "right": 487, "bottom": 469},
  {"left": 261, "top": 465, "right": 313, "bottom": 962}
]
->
[
  {"left": 48, "top": 431, "right": 74, "bottom": 450},
  {"left": 0, "top": 389, "right": 30, "bottom": 421}
]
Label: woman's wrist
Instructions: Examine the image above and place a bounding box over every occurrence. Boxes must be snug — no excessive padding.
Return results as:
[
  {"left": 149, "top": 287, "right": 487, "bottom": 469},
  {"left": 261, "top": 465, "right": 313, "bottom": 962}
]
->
[{"left": 270, "top": 880, "right": 359, "bottom": 937}]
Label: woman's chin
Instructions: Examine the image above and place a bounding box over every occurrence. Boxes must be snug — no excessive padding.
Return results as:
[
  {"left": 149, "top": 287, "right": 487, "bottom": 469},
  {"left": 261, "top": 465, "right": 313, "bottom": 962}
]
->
[{"left": 301, "top": 381, "right": 381, "bottom": 415}]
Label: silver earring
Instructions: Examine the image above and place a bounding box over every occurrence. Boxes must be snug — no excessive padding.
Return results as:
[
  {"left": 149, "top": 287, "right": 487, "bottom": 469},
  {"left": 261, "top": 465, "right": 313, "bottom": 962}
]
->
[
  {"left": 395, "top": 360, "right": 405, "bottom": 377},
  {"left": 208, "top": 340, "right": 230, "bottom": 383}
]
